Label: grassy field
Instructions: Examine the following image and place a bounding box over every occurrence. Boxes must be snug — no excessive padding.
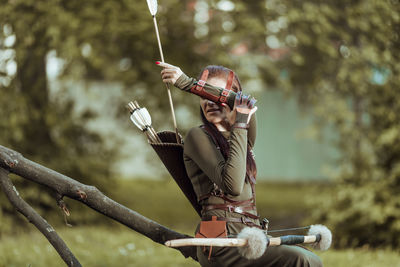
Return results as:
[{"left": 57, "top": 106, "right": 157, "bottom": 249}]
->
[
  {"left": 1, "top": 226, "right": 399, "bottom": 267},
  {"left": 1, "top": 179, "right": 399, "bottom": 266}
]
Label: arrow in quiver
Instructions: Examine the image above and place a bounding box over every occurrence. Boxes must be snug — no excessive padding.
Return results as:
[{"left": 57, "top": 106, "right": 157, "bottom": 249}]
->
[{"left": 150, "top": 131, "right": 202, "bottom": 217}]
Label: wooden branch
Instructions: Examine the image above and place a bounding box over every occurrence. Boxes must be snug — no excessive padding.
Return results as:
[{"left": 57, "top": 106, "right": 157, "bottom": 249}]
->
[
  {"left": 0, "top": 168, "right": 81, "bottom": 267},
  {"left": 0, "top": 145, "right": 197, "bottom": 261}
]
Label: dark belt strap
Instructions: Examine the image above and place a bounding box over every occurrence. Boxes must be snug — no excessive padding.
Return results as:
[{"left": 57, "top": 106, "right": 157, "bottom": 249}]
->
[
  {"left": 201, "top": 216, "right": 262, "bottom": 229},
  {"left": 202, "top": 204, "right": 259, "bottom": 220}
]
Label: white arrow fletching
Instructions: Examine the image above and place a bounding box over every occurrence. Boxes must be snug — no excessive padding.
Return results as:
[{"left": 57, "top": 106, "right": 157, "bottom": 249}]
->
[
  {"left": 139, "top": 108, "right": 152, "bottom": 126},
  {"left": 146, "top": 0, "right": 158, "bottom": 16},
  {"left": 130, "top": 108, "right": 152, "bottom": 131},
  {"left": 130, "top": 113, "right": 145, "bottom": 130}
]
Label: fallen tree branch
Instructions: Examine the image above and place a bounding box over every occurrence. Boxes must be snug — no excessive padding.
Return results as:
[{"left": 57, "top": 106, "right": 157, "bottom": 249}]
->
[
  {"left": 0, "top": 168, "right": 82, "bottom": 266},
  {"left": 0, "top": 145, "right": 197, "bottom": 262}
]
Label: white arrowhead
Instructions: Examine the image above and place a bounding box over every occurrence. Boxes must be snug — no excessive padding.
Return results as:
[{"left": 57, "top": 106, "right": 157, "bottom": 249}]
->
[{"left": 146, "top": 0, "right": 158, "bottom": 16}]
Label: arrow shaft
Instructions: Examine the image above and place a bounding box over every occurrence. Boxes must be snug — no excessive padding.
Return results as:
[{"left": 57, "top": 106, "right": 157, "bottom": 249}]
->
[
  {"left": 153, "top": 16, "right": 165, "bottom": 62},
  {"left": 152, "top": 16, "right": 180, "bottom": 143}
]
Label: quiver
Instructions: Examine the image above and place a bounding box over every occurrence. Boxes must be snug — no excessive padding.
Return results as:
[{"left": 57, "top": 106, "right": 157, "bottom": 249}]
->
[{"left": 150, "top": 131, "right": 202, "bottom": 217}]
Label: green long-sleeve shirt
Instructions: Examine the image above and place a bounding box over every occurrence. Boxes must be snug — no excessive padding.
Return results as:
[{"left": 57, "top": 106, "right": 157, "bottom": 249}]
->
[{"left": 175, "top": 71, "right": 259, "bottom": 233}]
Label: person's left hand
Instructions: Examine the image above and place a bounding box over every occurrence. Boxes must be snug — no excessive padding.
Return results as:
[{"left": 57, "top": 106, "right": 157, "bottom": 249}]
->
[
  {"left": 223, "top": 103, "right": 258, "bottom": 125},
  {"left": 156, "top": 61, "right": 183, "bottom": 85},
  {"left": 231, "top": 92, "right": 258, "bottom": 124},
  {"left": 246, "top": 106, "right": 258, "bottom": 123}
]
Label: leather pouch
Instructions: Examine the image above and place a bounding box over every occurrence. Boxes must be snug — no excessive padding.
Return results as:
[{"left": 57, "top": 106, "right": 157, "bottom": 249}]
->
[
  {"left": 195, "top": 216, "right": 227, "bottom": 238},
  {"left": 195, "top": 216, "right": 227, "bottom": 260}
]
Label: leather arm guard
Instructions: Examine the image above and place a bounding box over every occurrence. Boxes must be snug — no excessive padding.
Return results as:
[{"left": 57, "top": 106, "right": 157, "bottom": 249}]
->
[{"left": 174, "top": 71, "right": 237, "bottom": 109}]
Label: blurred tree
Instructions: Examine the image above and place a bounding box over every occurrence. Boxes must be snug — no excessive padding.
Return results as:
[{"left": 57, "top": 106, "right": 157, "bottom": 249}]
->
[
  {"left": 0, "top": 0, "right": 118, "bottom": 233},
  {"left": 279, "top": 0, "right": 400, "bottom": 249},
  {"left": 199, "top": 0, "right": 400, "bottom": 248},
  {"left": 0, "top": 0, "right": 215, "bottom": 233}
]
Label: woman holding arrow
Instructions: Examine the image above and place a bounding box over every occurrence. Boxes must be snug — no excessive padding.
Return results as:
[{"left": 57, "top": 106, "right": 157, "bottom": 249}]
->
[{"left": 157, "top": 61, "right": 323, "bottom": 267}]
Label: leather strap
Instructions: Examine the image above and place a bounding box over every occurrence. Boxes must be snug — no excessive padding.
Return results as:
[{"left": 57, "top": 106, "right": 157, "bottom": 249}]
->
[
  {"left": 190, "top": 70, "right": 236, "bottom": 104},
  {"left": 233, "top": 122, "right": 249, "bottom": 129},
  {"left": 219, "top": 88, "right": 230, "bottom": 103},
  {"left": 196, "top": 69, "right": 209, "bottom": 92},
  {"left": 248, "top": 174, "right": 256, "bottom": 201},
  {"left": 202, "top": 204, "right": 259, "bottom": 220},
  {"left": 219, "top": 71, "right": 234, "bottom": 103},
  {"left": 225, "top": 71, "right": 234, "bottom": 91},
  {"left": 190, "top": 70, "right": 220, "bottom": 102},
  {"left": 201, "top": 216, "right": 262, "bottom": 229}
]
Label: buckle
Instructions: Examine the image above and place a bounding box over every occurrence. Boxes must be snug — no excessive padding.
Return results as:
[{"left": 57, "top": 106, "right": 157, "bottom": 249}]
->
[
  {"left": 219, "top": 89, "right": 230, "bottom": 103},
  {"left": 196, "top": 80, "right": 206, "bottom": 90},
  {"left": 211, "top": 188, "right": 223, "bottom": 197},
  {"left": 227, "top": 206, "right": 244, "bottom": 214},
  {"left": 233, "top": 206, "right": 243, "bottom": 214},
  {"left": 240, "top": 217, "right": 251, "bottom": 226},
  {"left": 227, "top": 205, "right": 233, "bottom": 212},
  {"left": 261, "top": 218, "right": 269, "bottom": 231}
]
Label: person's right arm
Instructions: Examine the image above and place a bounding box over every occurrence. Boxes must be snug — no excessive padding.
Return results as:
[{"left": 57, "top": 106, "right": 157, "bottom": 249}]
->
[
  {"left": 157, "top": 62, "right": 244, "bottom": 110},
  {"left": 157, "top": 61, "right": 258, "bottom": 145}
]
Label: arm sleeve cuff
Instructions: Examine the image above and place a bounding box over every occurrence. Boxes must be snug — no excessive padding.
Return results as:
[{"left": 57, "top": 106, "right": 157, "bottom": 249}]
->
[
  {"left": 235, "top": 112, "right": 249, "bottom": 124},
  {"left": 174, "top": 73, "right": 196, "bottom": 91}
]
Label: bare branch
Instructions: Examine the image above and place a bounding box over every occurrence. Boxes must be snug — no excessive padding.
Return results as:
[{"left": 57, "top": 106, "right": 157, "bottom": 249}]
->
[
  {"left": 0, "top": 145, "right": 198, "bottom": 261},
  {"left": 0, "top": 168, "right": 82, "bottom": 267}
]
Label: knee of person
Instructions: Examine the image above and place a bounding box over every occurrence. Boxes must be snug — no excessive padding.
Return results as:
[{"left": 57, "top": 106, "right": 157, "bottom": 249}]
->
[{"left": 294, "top": 251, "right": 323, "bottom": 267}]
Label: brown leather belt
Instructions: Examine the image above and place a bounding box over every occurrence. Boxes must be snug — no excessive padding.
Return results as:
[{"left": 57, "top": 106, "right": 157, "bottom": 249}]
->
[
  {"left": 202, "top": 203, "right": 259, "bottom": 220},
  {"left": 201, "top": 216, "right": 262, "bottom": 229}
]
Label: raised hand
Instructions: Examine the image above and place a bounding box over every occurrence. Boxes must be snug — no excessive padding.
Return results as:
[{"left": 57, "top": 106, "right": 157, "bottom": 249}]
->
[
  {"left": 223, "top": 92, "right": 257, "bottom": 126},
  {"left": 234, "top": 92, "right": 257, "bottom": 124},
  {"left": 156, "top": 61, "right": 183, "bottom": 85}
]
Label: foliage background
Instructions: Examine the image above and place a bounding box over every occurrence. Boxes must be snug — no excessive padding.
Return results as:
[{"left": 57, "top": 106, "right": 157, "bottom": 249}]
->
[{"left": 1, "top": 0, "right": 399, "bottom": 259}]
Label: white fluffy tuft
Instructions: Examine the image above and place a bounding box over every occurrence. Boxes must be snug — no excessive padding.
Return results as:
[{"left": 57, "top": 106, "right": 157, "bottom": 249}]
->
[
  {"left": 146, "top": 0, "right": 158, "bottom": 16},
  {"left": 308, "top": 224, "right": 332, "bottom": 251},
  {"left": 237, "top": 227, "right": 267, "bottom": 260}
]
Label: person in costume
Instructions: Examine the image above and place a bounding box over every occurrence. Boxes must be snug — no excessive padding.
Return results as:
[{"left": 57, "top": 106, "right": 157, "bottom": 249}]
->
[{"left": 158, "top": 61, "right": 322, "bottom": 267}]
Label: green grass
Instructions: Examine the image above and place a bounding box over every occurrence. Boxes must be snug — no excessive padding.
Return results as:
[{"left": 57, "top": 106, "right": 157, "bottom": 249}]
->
[
  {"left": 1, "top": 179, "right": 399, "bottom": 266},
  {"left": 0, "top": 226, "right": 399, "bottom": 267},
  {"left": 0, "top": 226, "right": 198, "bottom": 267},
  {"left": 319, "top": 248, "right": 400, "bottom": 267}
]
